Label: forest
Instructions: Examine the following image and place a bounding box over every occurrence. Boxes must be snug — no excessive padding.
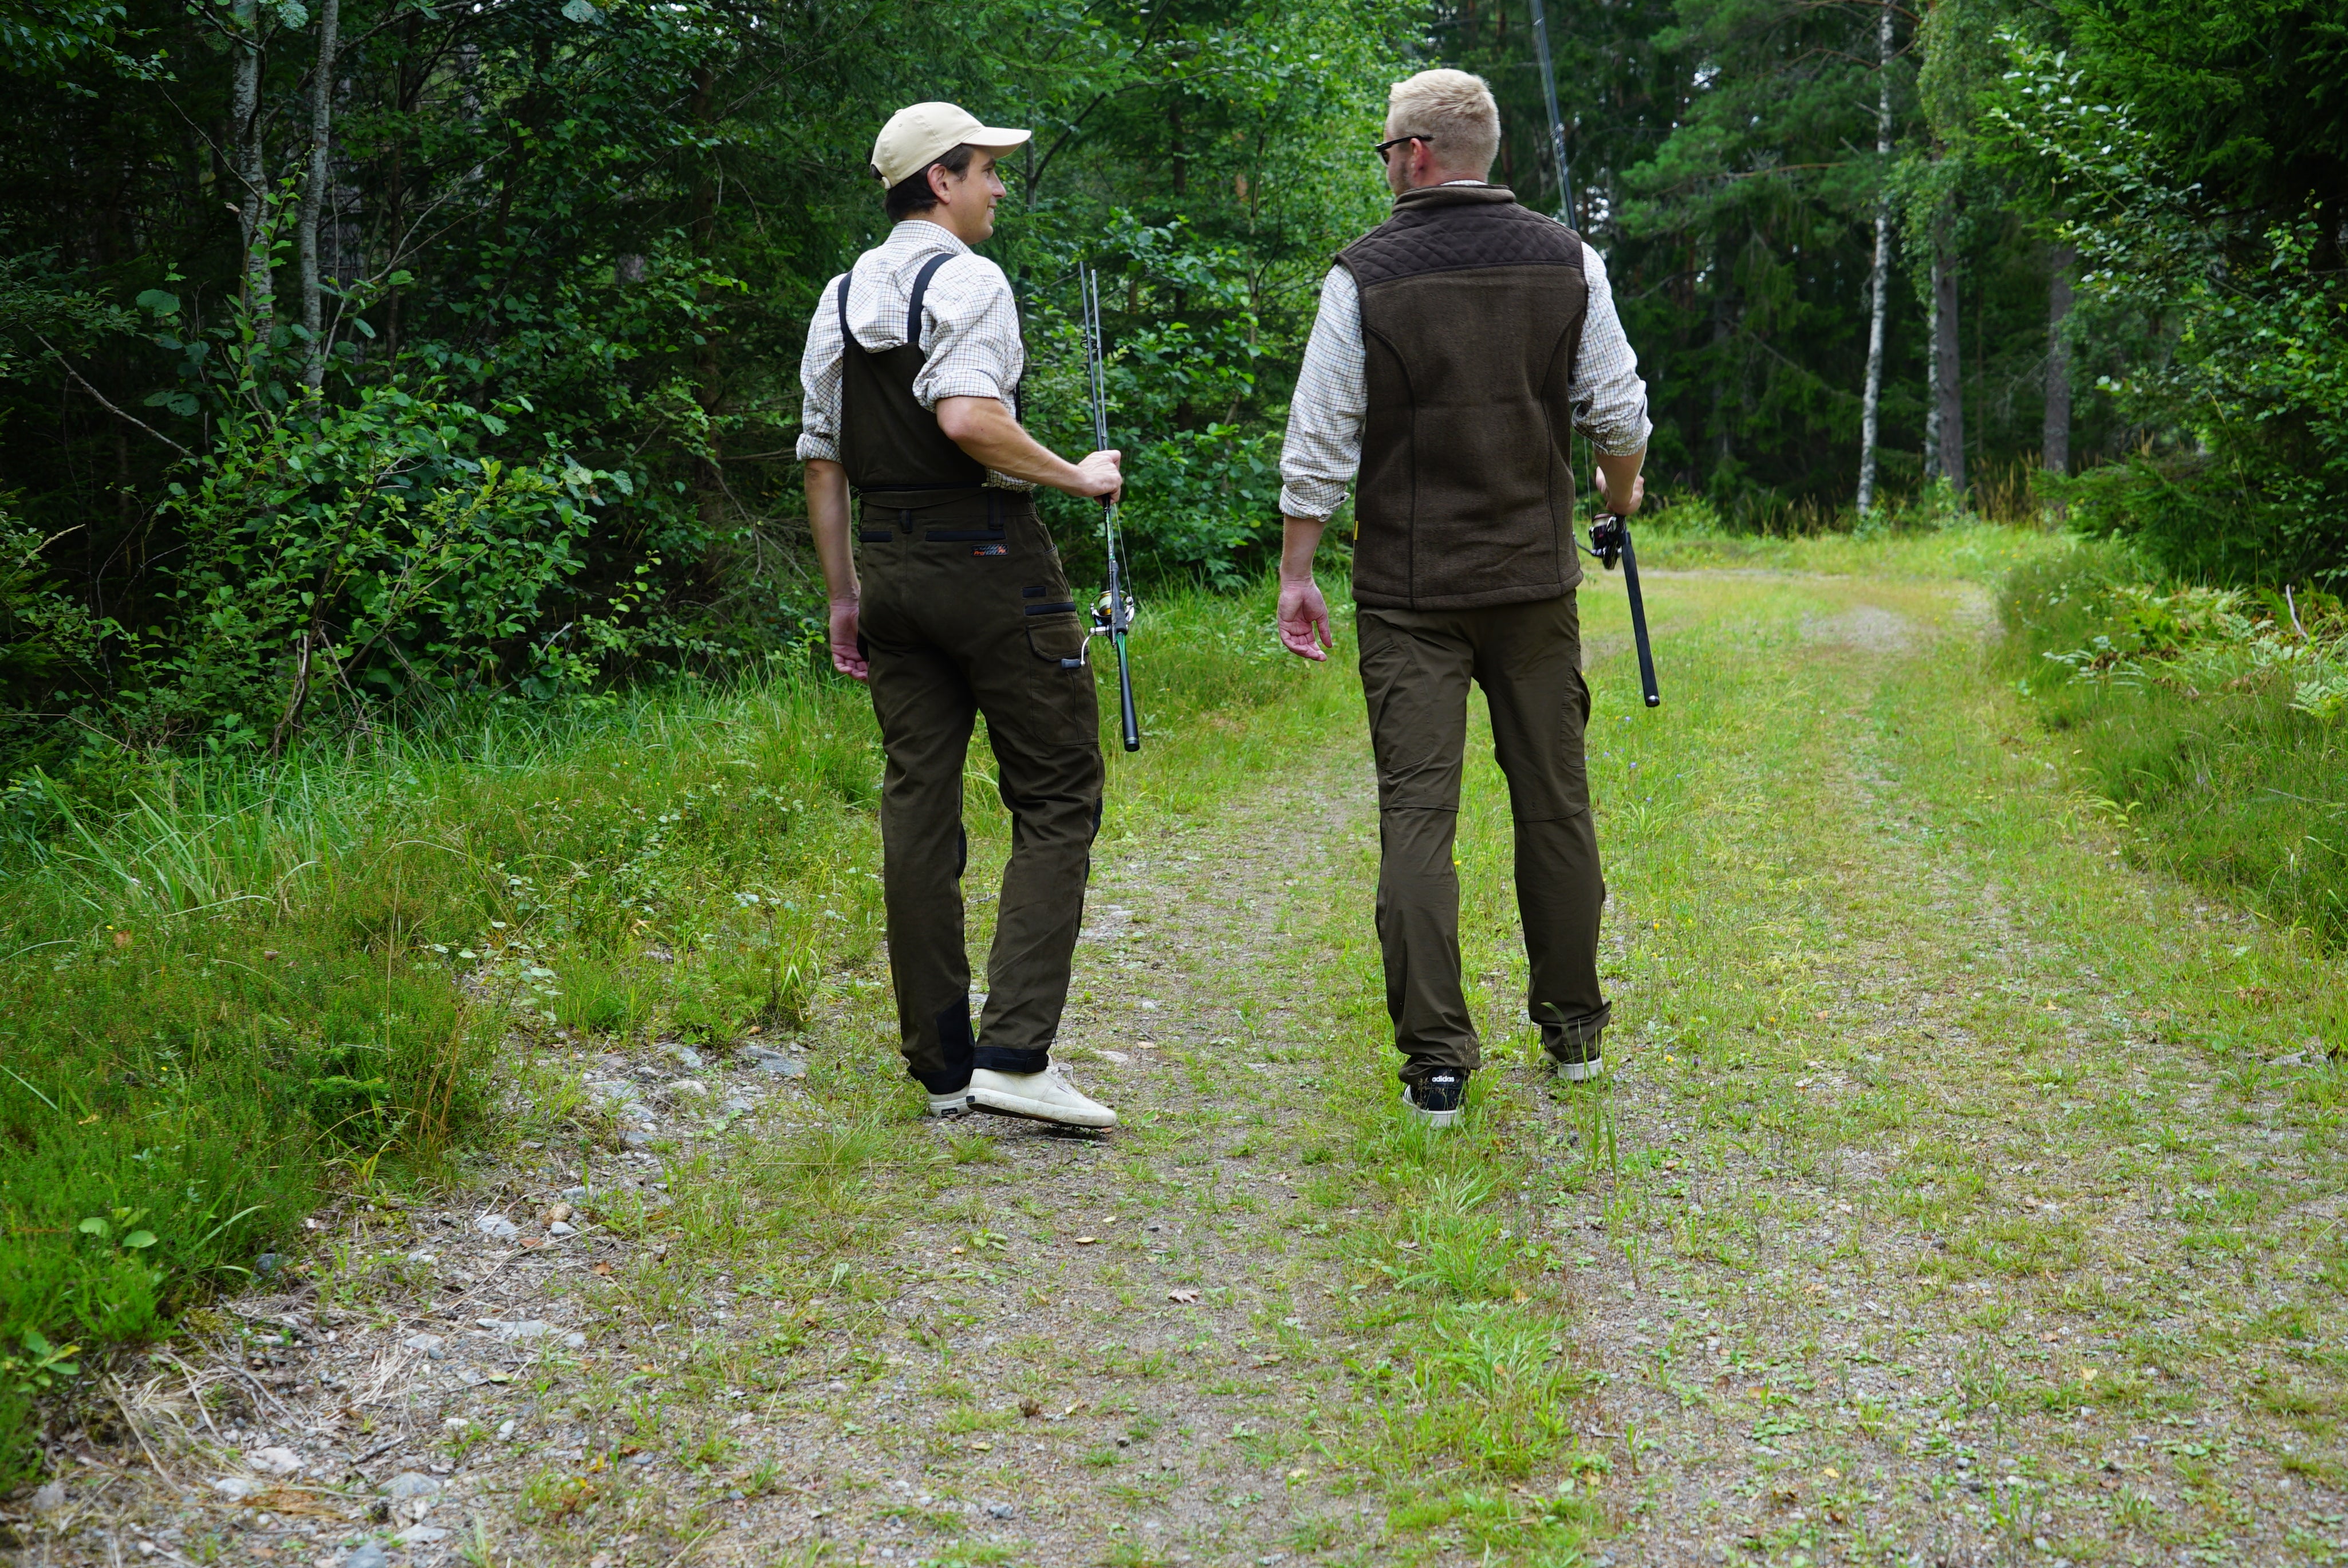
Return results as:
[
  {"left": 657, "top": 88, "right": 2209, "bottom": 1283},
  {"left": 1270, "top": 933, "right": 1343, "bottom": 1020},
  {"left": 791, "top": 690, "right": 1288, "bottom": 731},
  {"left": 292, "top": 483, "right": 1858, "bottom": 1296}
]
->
[
  {"left": 2, "top": 0, "right": 2342, "bottom": 767},
  {"left": 2, "top": 1, "right": 2346, "bottom": 1554}
]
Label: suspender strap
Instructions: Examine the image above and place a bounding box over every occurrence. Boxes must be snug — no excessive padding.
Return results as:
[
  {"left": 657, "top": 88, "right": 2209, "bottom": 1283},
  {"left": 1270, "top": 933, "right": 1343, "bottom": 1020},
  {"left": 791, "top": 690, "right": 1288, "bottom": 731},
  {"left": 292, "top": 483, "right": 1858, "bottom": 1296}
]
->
[
  {"left": 840, "top": 254, "right": 958, "bottom": 354},
  {"left": 906, "top": 253, "right": 955, "bottom": 352}
]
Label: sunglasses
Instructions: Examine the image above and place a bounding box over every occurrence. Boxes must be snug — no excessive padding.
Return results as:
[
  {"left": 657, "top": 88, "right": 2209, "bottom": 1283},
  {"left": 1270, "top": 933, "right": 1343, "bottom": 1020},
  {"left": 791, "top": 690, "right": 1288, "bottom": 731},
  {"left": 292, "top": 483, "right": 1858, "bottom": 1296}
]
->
[{"left": 1373, "top": 133, "right": 1432, "bottom": 164}]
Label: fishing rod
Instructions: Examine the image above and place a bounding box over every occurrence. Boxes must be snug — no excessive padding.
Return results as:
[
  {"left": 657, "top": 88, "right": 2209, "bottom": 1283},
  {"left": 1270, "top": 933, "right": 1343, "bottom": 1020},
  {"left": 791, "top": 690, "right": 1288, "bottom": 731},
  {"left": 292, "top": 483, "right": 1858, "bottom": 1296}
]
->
[
  {"left": 1527, "top": 0, "right": 1577, "bottom": 229},
  {"left": 1589, "top": 514, "right": 1661, "bottom": 708},
  {"left": 1078, "top": 261, "right": 1141, "bottom": 753},
  {"left": 1532, "top": 0, "right": 1658, "bottom": 710}
]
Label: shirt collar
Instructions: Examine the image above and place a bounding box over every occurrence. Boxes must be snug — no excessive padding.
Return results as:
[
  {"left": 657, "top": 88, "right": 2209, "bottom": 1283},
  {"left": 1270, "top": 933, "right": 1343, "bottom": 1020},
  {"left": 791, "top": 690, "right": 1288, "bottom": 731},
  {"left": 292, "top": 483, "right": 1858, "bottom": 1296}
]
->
[{"left": 887, "top": 218, "right": 974, "bottom": 258}]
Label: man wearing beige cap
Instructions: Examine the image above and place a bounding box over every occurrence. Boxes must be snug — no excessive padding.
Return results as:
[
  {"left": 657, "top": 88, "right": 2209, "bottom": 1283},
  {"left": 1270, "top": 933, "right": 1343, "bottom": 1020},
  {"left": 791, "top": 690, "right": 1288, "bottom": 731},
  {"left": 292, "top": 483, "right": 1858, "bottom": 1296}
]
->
[{"left": 800, "top": 103, "right": 1125, "bottom": 1130}]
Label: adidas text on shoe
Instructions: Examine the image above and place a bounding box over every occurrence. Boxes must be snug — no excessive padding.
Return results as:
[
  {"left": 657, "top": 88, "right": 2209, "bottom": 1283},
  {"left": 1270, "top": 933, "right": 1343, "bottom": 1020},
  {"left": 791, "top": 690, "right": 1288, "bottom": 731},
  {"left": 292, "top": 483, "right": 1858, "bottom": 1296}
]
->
[
  {"left": 968, "top": 1066, "right": 1116, "bottom": 1129},
  {"left": 1404, "top": 1069, "right": 1469, "bottom": 1129},
  {"left": 927, "top": 1085, "right": 974, "bottom": 1117}
]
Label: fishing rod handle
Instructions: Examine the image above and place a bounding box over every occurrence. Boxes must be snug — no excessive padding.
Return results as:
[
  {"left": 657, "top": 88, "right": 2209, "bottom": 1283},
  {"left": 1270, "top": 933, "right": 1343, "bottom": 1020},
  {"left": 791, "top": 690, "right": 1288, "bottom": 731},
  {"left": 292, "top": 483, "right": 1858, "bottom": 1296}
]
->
[
  {"left": 1618, "top": 527, "right": 1662, "bottom": 708},
  {"left": 1114, "top": 637, "right": 1141, "bottom": 752}
]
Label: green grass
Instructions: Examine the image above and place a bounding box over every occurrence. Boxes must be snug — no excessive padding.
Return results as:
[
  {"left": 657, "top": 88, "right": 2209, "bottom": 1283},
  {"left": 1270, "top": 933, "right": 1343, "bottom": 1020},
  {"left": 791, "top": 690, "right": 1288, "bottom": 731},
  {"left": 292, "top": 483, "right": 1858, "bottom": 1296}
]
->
[
  {"left": 1630, "top": 503, "right": 2070, "bottom": 583},
  {"left": 1999, "top": 541, "right": 2348, "bottom": 946},
  {"left": 0, "top": 582, "right": 1315, "bottom": 1479}
]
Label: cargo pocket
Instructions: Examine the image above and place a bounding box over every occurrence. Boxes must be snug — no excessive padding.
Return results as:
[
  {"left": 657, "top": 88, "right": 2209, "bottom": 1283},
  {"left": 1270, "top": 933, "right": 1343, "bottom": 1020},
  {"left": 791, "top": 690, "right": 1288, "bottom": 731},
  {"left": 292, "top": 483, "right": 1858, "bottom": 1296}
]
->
[{"left": 1024, "top": 610, "right": 1088, "bottom": 665}]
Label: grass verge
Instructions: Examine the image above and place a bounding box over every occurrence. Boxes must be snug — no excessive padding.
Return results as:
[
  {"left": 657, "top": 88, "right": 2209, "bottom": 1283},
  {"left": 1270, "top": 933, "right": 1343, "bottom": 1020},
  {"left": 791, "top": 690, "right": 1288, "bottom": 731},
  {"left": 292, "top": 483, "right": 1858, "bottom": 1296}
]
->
[
  {"left": 0, "top": 582, "right": 1311, "bottom": 1481},
  {"left": 1999, "top": 540, "right": 2348, "bottom": 948}
]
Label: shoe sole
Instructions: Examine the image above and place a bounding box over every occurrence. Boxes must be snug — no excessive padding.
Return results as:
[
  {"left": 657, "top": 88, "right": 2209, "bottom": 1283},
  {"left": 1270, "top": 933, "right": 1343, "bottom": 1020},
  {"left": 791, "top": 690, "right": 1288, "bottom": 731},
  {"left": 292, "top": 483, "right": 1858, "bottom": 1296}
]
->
[
  {"left": 968, "top": 1090, "right": 1116, "bottom": 1129},
  {"left": 1554, "top": 1058, "right": 1604, "bottom": 1082},
  {"left": 1401, "top": 1090, "right": 1463, "bottom": 1129},
  {"left": 927, "top": 1096, "right": 973, "bottom": 1118}
]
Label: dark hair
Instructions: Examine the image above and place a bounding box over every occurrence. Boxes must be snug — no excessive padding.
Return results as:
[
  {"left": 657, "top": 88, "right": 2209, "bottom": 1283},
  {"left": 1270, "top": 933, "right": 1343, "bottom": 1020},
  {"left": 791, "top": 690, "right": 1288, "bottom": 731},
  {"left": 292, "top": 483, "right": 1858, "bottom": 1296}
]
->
[{"left": 883, "top": 143, "right": 978, "bottom": 222}]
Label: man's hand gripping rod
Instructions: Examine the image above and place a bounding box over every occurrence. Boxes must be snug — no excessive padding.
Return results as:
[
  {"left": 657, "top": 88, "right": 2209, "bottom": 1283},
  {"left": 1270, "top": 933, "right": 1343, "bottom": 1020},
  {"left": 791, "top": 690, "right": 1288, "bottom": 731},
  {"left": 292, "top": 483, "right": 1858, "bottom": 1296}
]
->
[
  {"left": 1078, "top": 262, "right": 1141, "bottom": 753},
  {"left": 1589, "top": 514, "right": 1661, "bottom": 708}
]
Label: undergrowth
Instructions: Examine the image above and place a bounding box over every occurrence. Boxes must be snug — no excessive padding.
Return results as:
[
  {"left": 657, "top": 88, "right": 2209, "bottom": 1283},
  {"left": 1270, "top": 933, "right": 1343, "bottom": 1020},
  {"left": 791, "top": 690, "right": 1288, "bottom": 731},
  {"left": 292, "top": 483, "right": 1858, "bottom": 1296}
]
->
[
  {"left": 1999, "top": 540, "right": 2348, "bottom": 945},
  {"left": 0, "top": 581, "right": 1309, "bottom": 1481}
]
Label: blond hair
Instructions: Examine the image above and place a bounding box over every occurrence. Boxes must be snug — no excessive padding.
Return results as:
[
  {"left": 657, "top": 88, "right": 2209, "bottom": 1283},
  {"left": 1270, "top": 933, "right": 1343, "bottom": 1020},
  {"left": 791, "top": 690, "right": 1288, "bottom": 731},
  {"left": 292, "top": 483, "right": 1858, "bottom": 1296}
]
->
[{"left": 1386, "top": 69, "right": 1501, "bottom": 179}]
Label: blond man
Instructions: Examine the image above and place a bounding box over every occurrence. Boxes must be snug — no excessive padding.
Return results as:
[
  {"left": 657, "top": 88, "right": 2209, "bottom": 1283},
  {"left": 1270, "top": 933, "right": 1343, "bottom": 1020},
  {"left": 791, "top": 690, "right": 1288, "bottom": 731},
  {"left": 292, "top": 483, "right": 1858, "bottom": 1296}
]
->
[{"left": 1275, "top": 70, "right": 1652, "bottom": 1126}]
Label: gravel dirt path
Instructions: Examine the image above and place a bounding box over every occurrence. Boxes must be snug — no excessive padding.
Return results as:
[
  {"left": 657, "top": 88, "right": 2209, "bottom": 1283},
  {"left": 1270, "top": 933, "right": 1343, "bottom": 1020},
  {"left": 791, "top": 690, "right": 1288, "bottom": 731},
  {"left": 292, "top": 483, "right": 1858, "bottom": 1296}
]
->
[{"left": 11, "top": 566, "right": 2345, "bottom": 1568}]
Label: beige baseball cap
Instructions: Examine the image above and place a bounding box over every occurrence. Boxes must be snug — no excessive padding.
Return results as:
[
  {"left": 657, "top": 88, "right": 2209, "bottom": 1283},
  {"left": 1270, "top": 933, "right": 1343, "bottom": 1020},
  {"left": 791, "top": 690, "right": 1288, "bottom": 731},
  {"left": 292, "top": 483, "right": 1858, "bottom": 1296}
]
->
[{"left": 870, "top": 102, "right": 1032, "bottom": 187}]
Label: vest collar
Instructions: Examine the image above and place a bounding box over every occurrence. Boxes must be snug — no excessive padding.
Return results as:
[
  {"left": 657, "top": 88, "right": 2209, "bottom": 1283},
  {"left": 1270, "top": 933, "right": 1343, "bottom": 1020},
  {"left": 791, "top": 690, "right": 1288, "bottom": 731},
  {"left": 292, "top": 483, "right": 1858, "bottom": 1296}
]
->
[{"left": 1390, "top": 182, "right": 1520, "bottom": 214}]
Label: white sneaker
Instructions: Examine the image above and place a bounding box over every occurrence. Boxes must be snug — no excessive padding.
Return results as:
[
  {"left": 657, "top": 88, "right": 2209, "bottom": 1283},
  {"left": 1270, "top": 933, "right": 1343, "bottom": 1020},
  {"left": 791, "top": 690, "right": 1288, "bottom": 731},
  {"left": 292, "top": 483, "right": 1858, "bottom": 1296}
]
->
[
  {"left": 968, "top": 1066, "right": 1117, "bottom": 1129},
  {"left": 927, "top": 1086, "right": 973, "bottom": 1118},
  {"left": 1554, "top": 1057, "right": 1604, "bottom": 1082}
]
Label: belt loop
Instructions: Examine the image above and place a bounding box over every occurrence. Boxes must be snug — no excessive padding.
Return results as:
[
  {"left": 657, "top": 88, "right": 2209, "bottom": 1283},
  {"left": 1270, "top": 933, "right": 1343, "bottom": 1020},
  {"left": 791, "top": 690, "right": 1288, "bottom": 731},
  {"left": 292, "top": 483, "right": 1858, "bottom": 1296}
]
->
[{"left": 899, "top": 507, "right": 911, "bottom": 535}]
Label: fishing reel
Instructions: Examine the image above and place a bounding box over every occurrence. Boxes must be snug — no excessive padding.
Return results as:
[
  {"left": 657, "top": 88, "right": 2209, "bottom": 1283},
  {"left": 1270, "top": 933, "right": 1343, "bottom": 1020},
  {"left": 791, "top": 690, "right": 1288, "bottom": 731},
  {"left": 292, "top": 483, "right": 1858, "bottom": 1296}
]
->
[
  {"left": 1588, "top": 513, "right": 1628, "bottom": 570},
  {"left": 1090, "top": 589, "right": 1138, "bottom": 637},
  {"left": 1058, "top": 590, "right": 1137, "bottom": 670}
]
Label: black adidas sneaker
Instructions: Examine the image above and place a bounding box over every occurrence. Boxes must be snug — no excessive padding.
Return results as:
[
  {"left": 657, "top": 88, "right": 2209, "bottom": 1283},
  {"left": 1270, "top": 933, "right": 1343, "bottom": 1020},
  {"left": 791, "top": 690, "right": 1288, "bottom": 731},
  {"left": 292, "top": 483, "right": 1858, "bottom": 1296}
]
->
[{"left": 1404, "top": 1069, "right": 1469, "bottom": 1129}]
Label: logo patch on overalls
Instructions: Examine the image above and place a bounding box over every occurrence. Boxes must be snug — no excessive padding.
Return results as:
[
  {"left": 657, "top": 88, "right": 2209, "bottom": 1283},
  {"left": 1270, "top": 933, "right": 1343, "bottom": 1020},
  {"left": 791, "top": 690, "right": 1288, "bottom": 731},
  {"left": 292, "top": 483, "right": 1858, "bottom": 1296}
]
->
[{"left": 972, "top": 543, "right": 1007, "bottom": 557}]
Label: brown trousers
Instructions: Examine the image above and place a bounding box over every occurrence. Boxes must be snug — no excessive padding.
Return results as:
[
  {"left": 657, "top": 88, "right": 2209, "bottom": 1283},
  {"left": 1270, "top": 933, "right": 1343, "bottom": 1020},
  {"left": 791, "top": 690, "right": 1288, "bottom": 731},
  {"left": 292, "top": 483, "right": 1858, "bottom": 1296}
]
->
[
  {"left": 1356, "top": 593, "right": 1611, "bottom": 1083},
  {"left": 858, "top": 491, "right": 1102, "bottom": 1093}
]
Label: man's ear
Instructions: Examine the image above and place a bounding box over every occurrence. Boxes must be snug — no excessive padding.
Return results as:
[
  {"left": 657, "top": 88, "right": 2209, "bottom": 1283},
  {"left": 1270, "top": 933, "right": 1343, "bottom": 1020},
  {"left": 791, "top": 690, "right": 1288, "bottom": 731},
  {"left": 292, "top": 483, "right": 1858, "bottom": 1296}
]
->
[{"left": 927, "top": 160, "right": 955, "bottom": 207}]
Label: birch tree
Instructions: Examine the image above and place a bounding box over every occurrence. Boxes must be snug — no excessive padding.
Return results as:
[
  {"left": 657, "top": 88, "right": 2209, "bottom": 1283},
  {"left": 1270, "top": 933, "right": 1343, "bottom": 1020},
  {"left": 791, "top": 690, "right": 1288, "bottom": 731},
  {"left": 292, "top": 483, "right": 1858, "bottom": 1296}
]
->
[
  {"left": 1856, "top": 0, "right": 1897, "bottom": 515},
  {"left": 230, "top": 0, "right": 271, "bottom": 326},
  {"left": 296, "top": 0, "right": 341, "bottom": 390},
  {"left": 1929, "top": 212, "right": 1964, "bottom": 497}
]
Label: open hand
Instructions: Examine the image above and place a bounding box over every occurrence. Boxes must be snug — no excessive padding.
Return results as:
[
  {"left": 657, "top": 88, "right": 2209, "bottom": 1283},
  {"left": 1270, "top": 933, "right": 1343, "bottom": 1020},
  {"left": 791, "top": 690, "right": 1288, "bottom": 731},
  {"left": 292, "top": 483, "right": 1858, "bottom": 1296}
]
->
[{"left": 1278, "top": 576, "right": 1334, "bottom": 661}]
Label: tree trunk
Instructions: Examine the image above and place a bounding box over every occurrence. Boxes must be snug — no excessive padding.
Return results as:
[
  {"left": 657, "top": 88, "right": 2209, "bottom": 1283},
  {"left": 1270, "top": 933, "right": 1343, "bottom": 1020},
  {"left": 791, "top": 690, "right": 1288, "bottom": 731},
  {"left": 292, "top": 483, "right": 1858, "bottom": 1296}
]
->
[
  {"left": 690, "top": 65, "right": 724, "bottom": 535},
  {"left": 1930, "top": 213, "right": 1965, "bottom": 499},
  {"left": 231, "top": 0, "right": 272, "bottom": 326},
  {"left": 1857, "top": 0, "right": 1894, "bottom": 515},
  {"left": 2043, "top": 242, "right": 2075, "bottom": 478},
  {"left": 297, "top": 0, "right": 342, "bottom": 391},
  {"left": 1709, "top": 276, "right": 1734, "bottom": 474}
]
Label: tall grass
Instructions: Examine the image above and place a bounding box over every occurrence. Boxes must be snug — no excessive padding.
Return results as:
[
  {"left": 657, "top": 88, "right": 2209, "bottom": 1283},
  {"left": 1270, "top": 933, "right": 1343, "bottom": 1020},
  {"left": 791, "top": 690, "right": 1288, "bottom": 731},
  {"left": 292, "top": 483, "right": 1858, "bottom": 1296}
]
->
[
  {"left": 1999, "top": 542, "right": 2348, "bottom": 944},
  {"left": 0, "top": 582, "right": 1315, "bottom": 1478}
]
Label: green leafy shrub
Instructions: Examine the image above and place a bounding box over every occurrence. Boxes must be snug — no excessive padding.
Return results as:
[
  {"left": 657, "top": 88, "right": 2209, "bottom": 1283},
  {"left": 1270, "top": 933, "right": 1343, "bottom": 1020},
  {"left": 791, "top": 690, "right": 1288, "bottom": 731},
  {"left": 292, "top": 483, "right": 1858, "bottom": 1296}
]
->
[{"left": 1994, "top": 44, "right": 2348, "bottom": 590}]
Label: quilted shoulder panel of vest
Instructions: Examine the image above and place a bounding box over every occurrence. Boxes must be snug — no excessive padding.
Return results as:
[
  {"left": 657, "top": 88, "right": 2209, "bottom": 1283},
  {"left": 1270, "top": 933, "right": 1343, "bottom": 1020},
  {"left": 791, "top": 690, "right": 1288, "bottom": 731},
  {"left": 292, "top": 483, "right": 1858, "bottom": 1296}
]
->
[{"left": 1344, "top": 204, "right": 1583, "bottom": 288}]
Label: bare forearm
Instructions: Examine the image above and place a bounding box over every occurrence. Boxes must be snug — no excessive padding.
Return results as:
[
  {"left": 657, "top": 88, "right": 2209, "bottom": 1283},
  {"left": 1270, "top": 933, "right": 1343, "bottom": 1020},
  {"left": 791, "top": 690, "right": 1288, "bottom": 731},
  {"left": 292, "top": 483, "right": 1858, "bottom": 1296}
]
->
[
  {"left": 806, "top": 459, "right": 854, "bottom": 603},
  {"left": 1594, "top": 446, "right": 1647, "bottom": 517},
  {"left": 936, "top": 396, "right": 1092, "bottom": 494},
  {"left": 1280, "top": 516, "right": 1327, "bottom": 582}
]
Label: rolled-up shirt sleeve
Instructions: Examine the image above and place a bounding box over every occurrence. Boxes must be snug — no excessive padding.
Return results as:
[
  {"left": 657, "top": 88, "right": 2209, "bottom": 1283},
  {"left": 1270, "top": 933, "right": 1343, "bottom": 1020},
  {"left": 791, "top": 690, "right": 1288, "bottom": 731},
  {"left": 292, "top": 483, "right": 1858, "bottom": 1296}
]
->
[
  {"left": 795, "top": 273, "right": 847, "bottom": 464},
  {"left": 1572, "top": 243, "right": 1651, "bottom": 456},
  {"left": 1278, "top": 266, "right": 1367, "bottom": 522}
]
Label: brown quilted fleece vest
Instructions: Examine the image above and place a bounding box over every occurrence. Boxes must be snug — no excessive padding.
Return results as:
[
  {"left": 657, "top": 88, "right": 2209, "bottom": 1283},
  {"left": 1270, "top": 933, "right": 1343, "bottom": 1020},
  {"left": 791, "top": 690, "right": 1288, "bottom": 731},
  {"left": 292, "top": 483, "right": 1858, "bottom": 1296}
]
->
[{"left": 1340, "top": 184, "right": 1589, "bottom": 610}]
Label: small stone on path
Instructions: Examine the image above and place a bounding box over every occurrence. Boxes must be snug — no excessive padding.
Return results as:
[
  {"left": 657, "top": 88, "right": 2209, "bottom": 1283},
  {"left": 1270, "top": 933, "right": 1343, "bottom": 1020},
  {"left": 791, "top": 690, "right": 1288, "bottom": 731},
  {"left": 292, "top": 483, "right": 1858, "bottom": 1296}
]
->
[{"left": 476, "top": 1318, "right": 551, "bottom": 1339}]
